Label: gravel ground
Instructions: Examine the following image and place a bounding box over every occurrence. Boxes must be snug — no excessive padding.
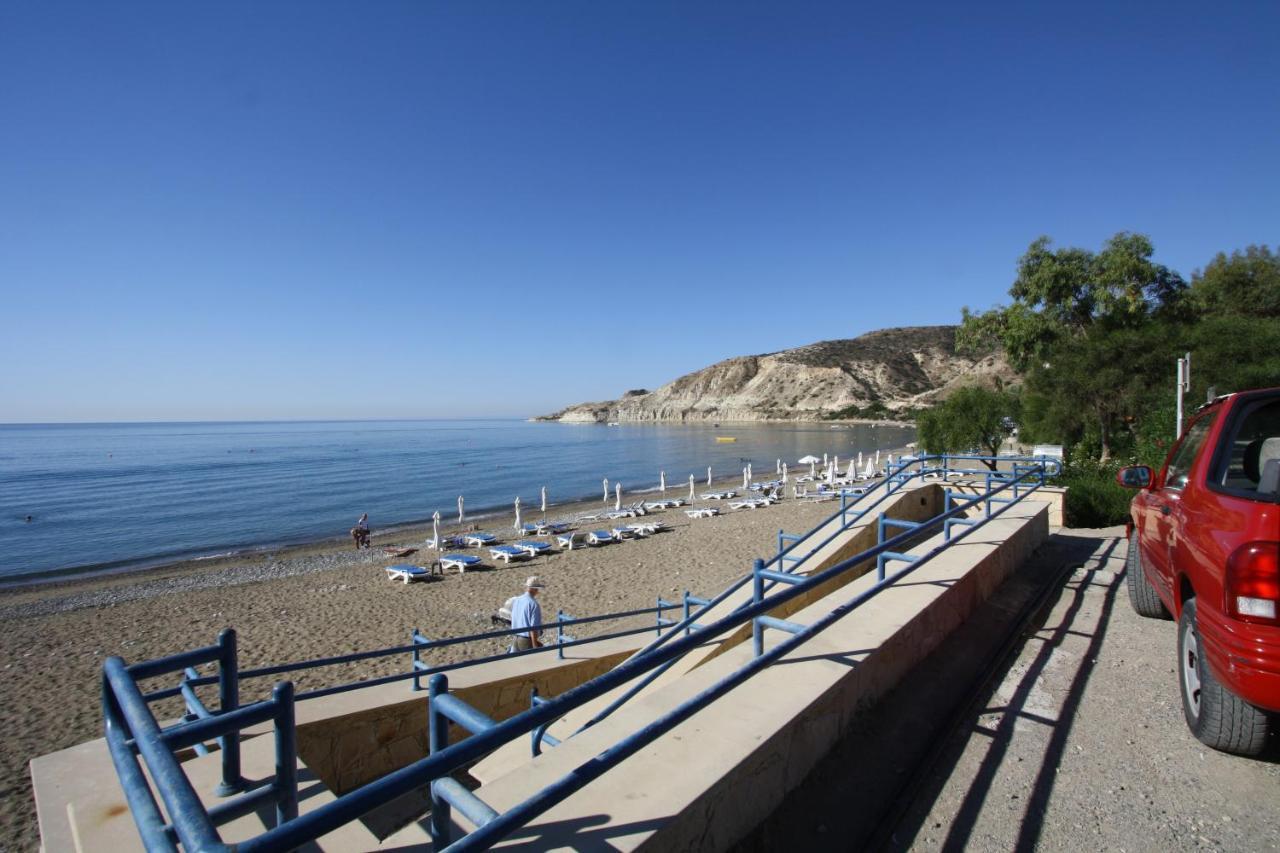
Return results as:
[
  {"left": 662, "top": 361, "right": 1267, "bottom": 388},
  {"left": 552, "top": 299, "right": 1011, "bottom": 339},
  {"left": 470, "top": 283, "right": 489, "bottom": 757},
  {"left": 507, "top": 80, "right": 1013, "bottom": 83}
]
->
[{"left": 891, "top": 528, "right": 1280, "bottom": 852}]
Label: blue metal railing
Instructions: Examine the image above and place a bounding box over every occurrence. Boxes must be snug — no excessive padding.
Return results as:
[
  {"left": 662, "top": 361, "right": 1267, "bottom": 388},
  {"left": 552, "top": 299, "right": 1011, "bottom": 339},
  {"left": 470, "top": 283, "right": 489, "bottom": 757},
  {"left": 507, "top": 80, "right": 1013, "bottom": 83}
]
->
[{"left": 100, "top": 453, "right": 1057, "bottom": 852}]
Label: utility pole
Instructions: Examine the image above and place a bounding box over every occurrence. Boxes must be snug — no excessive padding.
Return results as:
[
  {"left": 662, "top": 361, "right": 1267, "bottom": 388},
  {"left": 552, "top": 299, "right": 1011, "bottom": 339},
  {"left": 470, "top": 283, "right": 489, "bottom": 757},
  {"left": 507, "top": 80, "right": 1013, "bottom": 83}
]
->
[{"left": 1175, "top": 351, "right": 1191, "bottom": 438}]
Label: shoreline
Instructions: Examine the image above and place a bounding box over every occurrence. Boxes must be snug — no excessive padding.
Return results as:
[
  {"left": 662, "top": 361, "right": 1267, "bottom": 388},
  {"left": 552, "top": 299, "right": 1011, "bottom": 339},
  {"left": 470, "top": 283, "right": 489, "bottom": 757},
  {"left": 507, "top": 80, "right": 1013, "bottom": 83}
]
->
[
  {"left": 0, "top": 465, "right": 845, "bottom": 614},
  {"left": 2, "top": 441, "right": 912, "bottom": 597},
  {"left": 0, "top": 462, "right": 905, "bottom": 846}
]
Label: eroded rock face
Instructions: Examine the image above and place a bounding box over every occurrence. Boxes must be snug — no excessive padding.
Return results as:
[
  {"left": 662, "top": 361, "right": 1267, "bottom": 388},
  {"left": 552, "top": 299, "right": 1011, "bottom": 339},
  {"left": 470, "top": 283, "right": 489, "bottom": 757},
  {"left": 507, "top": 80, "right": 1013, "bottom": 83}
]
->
[{"left": 536, "top": 325, "right": 1013, "bottom": 423}]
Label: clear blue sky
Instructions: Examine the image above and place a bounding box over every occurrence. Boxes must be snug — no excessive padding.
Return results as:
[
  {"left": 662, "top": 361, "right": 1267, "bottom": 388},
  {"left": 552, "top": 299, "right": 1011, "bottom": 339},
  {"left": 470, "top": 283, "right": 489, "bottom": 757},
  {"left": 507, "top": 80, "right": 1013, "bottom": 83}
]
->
[{"left": 1, "top": 1, "right": 1276, "bottom": 422}]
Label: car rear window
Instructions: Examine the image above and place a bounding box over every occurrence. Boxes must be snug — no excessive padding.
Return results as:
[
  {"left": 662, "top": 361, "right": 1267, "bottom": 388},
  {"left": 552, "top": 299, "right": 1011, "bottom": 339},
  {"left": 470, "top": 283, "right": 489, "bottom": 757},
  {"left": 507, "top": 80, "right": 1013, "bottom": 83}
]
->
[
  {"left": 1215, "top": 397, "right": 1280, "bottom": 497},
  {"left": 1164, "top": 410, "right": 1218, "bottom": 490}
]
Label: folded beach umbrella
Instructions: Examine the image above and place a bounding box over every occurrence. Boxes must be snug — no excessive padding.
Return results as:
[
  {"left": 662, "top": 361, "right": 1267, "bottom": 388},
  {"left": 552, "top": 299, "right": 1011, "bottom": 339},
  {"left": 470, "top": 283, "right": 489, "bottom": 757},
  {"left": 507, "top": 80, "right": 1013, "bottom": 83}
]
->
[
  {"left": 660, "top": 470, "right": 666, "bottom": 494},
  {"left": 513, "top": 496, "right": 522, "bottom": 531},
  {"left": 847, "top": 459, "right": 857, "bottom": 478},
  {"left": 858, "top": 451, "right": 864, "bottom": 468},
  {"left": 747, "top": 462, "right": 753, "bottom": 481},
  {"left": 782, "top": 462, "right": 788, "bottom": 484},
  {"left": 603, "top": 477, "right": 609, "bottom": 504},
  {"left": 707, "top": 466, "right": 712, "bottom": 486},
  {"left": 776, "top": 458, "right": 782, "bottom": 475},
  {"left": 823, "top": 452, "right": 828, "bottom": 466},
  {"left": 688, "top": 474, "right": 695, "bottom": 501},
  {"left": 810, "top": 459, "right": 817, "bottom": 477},
  {"left": 540, "top": 485, "right": 547, "bottom": 515},
  {"left": 457, "top": 495, "right": 465, "bottom": 525},
  {"left": 742, "top": 467, "right": 748, "bottom": 489},
  {"left": 863, "top": 459, "right": 875, "bottom": 478},
  {"left": 833, "top": 456, "right": 839, "bottom": 476},
  {"left": 875, "top": 450, "right": 881, "bottom": 466},
  {"left": 432, "top": 511, "right": 441, "bottom": 550},
  {"left": 615, "top": 483, "right": 622, "bottom": 511}
]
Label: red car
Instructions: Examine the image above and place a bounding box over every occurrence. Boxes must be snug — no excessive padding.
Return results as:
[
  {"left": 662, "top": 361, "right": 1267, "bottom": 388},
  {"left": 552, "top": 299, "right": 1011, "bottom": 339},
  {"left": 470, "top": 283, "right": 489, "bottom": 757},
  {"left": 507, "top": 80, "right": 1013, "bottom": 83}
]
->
[{"left": 1118, "top": 387, "right": 1279, "bottom": 756}]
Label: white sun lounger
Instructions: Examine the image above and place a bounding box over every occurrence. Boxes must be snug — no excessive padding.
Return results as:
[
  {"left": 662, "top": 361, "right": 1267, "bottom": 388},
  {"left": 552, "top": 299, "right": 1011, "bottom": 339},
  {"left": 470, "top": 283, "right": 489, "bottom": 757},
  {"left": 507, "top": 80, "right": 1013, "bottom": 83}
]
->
[
  {"left": 610, "top": 526, "right": 637, "bottom": 540},
  {"left": 463, "top": 533, "right": 497, "bottom": 547},
  {"left": 488, "top": 545, "right": 529, "bottom": 563},
  {"left": 627, "top": 521, "right": 665, "bottom": 536},
  {"left": 385, "top": 564, "right": 434, "bottom": 584},
  {"left": 685, "top": 507, "right": 720, "bottom": 518},
  {"left": 605, "top": 509, "right": 638, "bottom": 519},
  {"left": 587, "top": 530, "right": 615, "bottom": 545},
  {"left": 439, "top": 554, "right": 483, "bottom": 573},
  {"left": 555, "top": 532, "right": 583, "bottom": 550},
  {"left": 700, "top": 491, "right": 736, "bottom": 500},
  {"left": 513, "top": 540, "right": 552, "bottom": 557},
  {"left": 729, "top": 499, "right": 770, "bottom": 510}
]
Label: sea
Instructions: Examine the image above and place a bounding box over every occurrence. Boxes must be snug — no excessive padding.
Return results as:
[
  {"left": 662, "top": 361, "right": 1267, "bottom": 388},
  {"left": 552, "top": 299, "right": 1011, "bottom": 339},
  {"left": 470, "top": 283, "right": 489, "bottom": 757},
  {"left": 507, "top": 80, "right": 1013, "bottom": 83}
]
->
[{"left": 0, "top": 419, "right": 914, "bottom": 584}]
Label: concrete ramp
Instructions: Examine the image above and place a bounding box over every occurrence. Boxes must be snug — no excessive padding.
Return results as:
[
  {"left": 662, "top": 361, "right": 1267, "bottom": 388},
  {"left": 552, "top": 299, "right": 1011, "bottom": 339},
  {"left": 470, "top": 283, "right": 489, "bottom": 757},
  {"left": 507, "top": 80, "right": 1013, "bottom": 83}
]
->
[
  {"left": 395, "top": 498, "right": 1049, "bottom": 851},
  {"left": 468, "top": 483, "right": 947, "bottom": 786}
]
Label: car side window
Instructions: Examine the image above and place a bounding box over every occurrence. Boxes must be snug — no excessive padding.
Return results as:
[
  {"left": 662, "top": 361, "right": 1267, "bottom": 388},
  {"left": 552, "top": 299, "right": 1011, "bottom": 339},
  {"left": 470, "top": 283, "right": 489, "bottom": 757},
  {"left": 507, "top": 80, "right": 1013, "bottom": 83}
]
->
[
  {"left": 1163, "top": 411, "right": 1218, "bottom": 491},
  {"left": 1216, "top": 398, "right": 1280, "bottom": 493}
]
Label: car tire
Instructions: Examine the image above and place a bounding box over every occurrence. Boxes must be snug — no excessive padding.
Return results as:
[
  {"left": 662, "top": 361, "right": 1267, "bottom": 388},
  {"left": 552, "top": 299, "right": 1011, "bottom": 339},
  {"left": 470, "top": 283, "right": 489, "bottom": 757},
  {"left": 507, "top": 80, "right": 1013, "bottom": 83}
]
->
[
  {"left": 1178, "top": 598, "right": 1271, "bottom": 756},
  {"left": 1125, "top": 530, "right": 1170, "bottom": 619}
]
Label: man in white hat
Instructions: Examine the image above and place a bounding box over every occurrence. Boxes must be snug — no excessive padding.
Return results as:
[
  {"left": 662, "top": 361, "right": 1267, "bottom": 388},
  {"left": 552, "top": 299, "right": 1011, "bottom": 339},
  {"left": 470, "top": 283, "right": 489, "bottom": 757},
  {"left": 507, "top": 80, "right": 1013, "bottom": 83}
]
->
[{"left": 510, "top": 576, "right": 547, "bottom": 652}]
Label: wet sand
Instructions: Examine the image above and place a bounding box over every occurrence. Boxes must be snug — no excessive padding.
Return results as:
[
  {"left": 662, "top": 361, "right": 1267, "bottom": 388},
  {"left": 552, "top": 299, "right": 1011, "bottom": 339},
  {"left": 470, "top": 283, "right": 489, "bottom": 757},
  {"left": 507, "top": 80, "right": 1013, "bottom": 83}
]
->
[{"left": 0, "top": 471, "right": 881, "bottom": 849}]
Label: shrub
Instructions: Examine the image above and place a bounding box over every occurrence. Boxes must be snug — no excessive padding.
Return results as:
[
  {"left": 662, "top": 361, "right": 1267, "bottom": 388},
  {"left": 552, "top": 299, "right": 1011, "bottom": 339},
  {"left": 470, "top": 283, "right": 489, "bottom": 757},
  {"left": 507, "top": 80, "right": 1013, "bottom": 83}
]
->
[{"left": 1056, "top": 461, "right": 1134, "bottom": 528}]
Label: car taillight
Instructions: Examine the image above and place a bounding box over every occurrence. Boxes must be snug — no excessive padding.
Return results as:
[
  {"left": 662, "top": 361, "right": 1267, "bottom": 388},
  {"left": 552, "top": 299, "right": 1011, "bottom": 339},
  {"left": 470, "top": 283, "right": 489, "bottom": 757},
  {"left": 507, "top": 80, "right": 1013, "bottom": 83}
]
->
[{"left": 1225, "top": 542, "right": 1280, "bottom": 625}]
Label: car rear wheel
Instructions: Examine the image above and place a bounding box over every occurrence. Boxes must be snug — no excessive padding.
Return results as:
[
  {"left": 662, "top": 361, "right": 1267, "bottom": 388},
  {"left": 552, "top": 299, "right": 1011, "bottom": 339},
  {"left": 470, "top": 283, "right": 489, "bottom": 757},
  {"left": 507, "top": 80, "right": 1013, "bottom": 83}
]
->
[
  {"left": 1178, "top": 598, "right": 1271, "bottom": 756},
  {"left": 1125, "top": 530, "right": 1170, "bottom": 619}
]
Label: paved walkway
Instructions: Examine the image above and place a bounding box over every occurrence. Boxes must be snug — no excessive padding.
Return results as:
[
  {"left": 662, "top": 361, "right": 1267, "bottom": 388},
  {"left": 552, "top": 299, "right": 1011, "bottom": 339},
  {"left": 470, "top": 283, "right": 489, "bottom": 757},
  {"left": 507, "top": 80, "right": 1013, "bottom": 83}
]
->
[{"left": 890, "top": 527, "right": 1280, "bottom": 852}]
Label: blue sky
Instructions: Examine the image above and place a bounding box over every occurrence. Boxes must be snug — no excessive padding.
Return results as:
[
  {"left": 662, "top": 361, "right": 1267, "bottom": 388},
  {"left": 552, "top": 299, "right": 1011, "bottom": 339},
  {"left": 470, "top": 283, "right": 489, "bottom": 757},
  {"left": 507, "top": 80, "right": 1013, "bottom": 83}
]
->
[{"left": 1, "top": 1, "right": 1276, "bottom": 422}]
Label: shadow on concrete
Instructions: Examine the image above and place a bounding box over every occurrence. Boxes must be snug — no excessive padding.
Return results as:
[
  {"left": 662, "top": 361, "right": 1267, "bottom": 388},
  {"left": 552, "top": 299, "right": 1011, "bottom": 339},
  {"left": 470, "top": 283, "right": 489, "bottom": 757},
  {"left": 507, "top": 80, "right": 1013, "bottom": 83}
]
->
[{"left": 732, "top": 530, "right": 1112, "bottom": 853}]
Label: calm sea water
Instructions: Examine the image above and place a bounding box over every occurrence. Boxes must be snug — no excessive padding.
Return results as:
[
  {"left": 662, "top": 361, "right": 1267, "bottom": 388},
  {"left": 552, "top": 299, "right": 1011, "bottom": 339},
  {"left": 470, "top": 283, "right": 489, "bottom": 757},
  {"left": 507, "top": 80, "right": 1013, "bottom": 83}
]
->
[{"left": 0, "top": 419, "right": 914, "bottom": 582}]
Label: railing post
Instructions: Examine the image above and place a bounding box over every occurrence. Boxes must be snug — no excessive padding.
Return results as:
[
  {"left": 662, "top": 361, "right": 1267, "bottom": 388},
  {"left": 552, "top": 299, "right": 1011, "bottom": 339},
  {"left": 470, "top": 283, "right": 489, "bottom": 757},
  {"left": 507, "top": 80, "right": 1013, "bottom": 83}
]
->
[
  {"left": 682, "top": 592, "right": 692, "bottom": 636},
  {"left": 412, "top": 628, "right": 424, "bottom": 692},
  {"left": 557, "top": 610, "right": 566, "bottom": 660},
  {"left": 215, "top": 628, "right": 245, "bottom": 796},
  {"left": 272, "top": 681, "right": 298, "bottom": 825},
  {"left": 428, "top": 673, "right": 452, "bottom": 848},
  {"left": 752, "top": 559, "right": 765, "bottom": 658}
]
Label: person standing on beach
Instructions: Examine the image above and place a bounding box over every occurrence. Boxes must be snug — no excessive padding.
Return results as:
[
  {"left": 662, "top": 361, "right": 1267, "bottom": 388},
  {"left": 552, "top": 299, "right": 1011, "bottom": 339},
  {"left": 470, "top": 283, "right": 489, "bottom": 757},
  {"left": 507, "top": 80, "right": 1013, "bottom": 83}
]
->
[
  {"left": 353, "top": 513, "right": 370, "bottom": 549},
  {"left": 509, "top": 576, "right": 546, "bottom": 652}
]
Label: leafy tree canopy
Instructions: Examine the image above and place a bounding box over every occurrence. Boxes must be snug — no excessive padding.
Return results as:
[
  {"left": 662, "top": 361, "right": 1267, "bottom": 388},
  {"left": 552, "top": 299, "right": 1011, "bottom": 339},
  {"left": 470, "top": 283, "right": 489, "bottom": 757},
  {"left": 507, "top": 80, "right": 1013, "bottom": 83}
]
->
[
  {"left": 916, "top": 386, "right": 1019, "bottom": 470},
  {"left": 959, "top": 232, "right": 1186, "bottom": 371},
  {"left": 1189, "top": 244, "right": 1280, "bottom": 319}
]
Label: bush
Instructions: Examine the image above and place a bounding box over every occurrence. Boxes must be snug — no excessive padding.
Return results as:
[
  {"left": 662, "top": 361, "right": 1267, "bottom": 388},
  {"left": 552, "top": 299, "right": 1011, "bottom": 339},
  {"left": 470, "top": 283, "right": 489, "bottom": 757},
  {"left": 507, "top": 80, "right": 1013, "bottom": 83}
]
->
[{"left": 1056, "top": 462, "right": 1134, "bottom": 528}]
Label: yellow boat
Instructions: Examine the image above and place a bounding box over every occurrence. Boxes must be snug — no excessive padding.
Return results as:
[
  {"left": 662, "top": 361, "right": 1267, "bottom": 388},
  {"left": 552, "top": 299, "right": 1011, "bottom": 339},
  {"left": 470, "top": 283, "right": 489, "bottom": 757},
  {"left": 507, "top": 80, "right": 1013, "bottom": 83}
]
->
[{"left": 715, "top": 436, "right": 737, "bottom": 443}]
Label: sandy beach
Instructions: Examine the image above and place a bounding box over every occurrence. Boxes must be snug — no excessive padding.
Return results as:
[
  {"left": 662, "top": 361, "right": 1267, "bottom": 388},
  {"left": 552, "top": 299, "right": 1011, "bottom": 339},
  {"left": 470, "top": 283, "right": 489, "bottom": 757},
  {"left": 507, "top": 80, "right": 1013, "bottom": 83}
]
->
[{"left": 0, "top": 470, "right": 879, "bottom": 849}]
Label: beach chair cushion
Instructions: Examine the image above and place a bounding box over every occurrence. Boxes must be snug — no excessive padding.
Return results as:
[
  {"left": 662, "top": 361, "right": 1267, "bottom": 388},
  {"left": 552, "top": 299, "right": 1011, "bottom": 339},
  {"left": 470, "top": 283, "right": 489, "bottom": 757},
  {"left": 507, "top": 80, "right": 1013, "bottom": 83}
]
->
[
  {"left": 463, "top": 533, "right": 497, "bottom": 546},
  {"left": 440, "top": 554, "right": 483, "bottom": 572},
  {"left": 488, "top": 545, "right": 527, "bottom": 563},
  {"left": 513, "top": 540, "right": 551, "bottom": 555},
  {"left": 385, "top": 564, "right": 432, "bottom": 584}
]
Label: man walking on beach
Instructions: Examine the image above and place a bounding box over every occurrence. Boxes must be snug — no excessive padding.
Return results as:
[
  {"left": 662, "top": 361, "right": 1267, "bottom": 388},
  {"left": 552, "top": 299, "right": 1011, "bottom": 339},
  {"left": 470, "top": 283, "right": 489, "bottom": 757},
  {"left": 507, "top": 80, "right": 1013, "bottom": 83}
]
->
[{"left": 509, "top": 576, "right": 546, "bottom": 653}]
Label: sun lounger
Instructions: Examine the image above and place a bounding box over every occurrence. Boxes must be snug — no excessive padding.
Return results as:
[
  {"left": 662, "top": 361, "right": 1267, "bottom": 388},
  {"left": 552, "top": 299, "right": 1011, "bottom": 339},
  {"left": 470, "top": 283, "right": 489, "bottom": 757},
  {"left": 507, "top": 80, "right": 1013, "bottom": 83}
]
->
[
  {"left": 576, "top": 512, "right": 602, "bottom": 522},
  {"left": 463, "top": 533, "right": 497, "bottom": 547},
  {"left": 513, "top": 540, "right": 552, "bottom": 557},
  {"left": 700, "top": 491, "right": 736, "bottom": 500},
  {"left": 488, "top": 545, "right": 528, "bottom": 563},
  {"left": 382, "top": 546, "right": 417, "bottom": 558},
  {"left": 610, "top": 526, "right": 636, "bottom": 540},
  {"left": 555, "top": 531, "right": 583, "bottom": 550},
  {"left": 385, "top": 564, "right": 434, "bottom": 584},
  {"left": 605, "top": 509, "right": 638, "bottom": 519},
  {"left": 586, "top": 530, "right": 614, "bottom": 545},
  {"left": 439, "top": 553, "right": 483, "bottom": 573},
  {"left": 425, "top": 535, "right": 464, "bottom": 550},
  {"left": 627, "top": 521, "right": 665, "bottom": 536},
  {"left": 729, "top": 499, "right": 771, "bottom": 510},
  {"left": 685, "top": 507, "right": 720, "bottom": 518}
]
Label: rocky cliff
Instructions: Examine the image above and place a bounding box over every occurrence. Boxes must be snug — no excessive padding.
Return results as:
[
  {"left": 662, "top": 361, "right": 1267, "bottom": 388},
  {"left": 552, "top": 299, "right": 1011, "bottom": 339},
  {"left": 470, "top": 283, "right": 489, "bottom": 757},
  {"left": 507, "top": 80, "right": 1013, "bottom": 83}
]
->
[{"left": 536, "top": 325, "right": 1012, "bottom": 423}]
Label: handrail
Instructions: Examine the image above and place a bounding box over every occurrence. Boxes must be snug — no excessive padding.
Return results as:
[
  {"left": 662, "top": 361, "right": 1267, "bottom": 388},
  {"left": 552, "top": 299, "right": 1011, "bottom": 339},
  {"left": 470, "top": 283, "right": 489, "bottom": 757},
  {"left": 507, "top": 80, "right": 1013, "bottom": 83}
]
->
[
  {"left": 235, "top": 460, "right": 1049, "bottom": 851},
  {"left": 101, "top": 453, "right": 1057, "bottom": 852}
]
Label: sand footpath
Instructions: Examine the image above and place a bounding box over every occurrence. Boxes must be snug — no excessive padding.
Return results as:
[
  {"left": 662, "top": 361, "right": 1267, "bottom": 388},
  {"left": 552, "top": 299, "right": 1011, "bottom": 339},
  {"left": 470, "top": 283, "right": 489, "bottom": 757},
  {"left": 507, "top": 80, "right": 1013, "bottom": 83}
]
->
[{"left": 0, "top": 478, "right": 861, "bottom": 849}]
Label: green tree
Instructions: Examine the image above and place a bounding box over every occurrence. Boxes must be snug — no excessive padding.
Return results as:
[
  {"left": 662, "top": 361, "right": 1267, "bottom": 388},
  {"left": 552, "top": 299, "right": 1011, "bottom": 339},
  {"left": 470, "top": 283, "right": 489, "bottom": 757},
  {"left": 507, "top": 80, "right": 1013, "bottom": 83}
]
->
[
  {"left": 917, "top": 386, "right": 1020, "bottom": 470},
  {"left": 1189, "top": 245, "right": 1280, "bottom": 319},
  {"left": 959, "top": 232, "right": 1186, "bottom": 459}
]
